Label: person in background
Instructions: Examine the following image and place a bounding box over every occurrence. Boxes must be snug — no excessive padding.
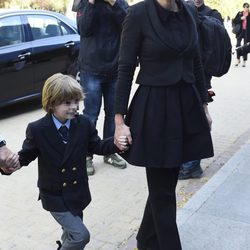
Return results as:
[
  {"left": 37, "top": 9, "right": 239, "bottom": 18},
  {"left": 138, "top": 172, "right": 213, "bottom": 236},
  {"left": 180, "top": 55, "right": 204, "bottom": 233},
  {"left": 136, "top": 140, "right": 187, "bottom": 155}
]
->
[
  {"left": 7, "top": 73, "right": 127, "bottom": 250},
  {"left": 179, "top": 0, "right": 222, "bottom": 180},
  {"left": 233, "top": 2, "right": 250, "bottom": 67},
  {"left": 76, "top": 0, "right": 129, "bottom": 175},
  {"left": 114, "top": 0, "right": 214, "bottom": 248}
]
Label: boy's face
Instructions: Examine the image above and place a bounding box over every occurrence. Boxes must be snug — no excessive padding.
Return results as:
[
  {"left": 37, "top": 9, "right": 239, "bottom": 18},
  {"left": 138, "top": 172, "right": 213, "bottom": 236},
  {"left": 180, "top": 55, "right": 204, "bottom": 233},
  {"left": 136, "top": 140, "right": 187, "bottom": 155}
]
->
[{"left": 53, "top": 99, "right": 79, "bottom": 123}]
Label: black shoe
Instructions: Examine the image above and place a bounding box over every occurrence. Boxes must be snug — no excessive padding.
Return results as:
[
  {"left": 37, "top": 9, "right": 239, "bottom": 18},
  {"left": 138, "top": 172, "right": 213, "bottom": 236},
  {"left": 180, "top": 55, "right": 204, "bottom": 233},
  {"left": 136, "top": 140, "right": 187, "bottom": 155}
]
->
[
  {"left": 56, "top": 240, "right": 62, "bottom": 250},
  {"left": 178, "top": 166, "right": 203, "bottom": 180}
]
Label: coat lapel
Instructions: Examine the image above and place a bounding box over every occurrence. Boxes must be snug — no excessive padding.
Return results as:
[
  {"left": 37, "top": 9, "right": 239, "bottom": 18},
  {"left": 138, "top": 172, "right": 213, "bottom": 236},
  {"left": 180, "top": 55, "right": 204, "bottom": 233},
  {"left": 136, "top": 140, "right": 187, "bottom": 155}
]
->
[
  {"left": 41, "top": 114, "right": 81, "bottom": 165},
  {"left": 62, "top": 117, "right": 79, "bottom": 164},
  {"left": 41, "top": 114, "right": 66, "bottom": 156},
  {"left": 144, "top": 0, "right": 198, "bottom": 56}
]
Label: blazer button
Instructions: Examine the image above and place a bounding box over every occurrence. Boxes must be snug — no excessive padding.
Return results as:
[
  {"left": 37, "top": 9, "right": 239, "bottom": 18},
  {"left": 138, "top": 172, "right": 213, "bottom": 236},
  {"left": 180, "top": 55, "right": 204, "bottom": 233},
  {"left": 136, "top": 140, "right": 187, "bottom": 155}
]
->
[
  {"left": 61, "top": 168, "right": 66, "bottom": 173},
  {"left": 73, "top": 181, "right": 77, "bottom": 185},
  {"left": 72, "top": 167, "right": 77, "bottom": 171},
  {"left": 63, "top": 182, "right": 67, "bottom": 187}
]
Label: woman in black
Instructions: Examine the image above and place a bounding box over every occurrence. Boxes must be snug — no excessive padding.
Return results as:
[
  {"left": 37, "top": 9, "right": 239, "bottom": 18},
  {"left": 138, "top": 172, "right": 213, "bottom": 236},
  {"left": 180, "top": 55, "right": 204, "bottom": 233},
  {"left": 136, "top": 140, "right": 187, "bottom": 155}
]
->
[
  {"left": 114, "top": 0, "right": 214, "bottom": 249},
  {"left": 233, "top": 2, "right": 250, "bottom": 67}
]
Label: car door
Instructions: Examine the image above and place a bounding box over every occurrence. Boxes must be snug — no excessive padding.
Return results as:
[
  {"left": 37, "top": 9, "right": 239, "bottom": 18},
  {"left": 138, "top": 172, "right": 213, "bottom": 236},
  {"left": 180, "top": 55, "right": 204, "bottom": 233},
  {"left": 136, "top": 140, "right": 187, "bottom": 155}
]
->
[
  {"left": 26, "top": 14, "right": 80, "bottom": 93},
  {"left": 0, "top": 15, "right": 33, "bottom": 106}
]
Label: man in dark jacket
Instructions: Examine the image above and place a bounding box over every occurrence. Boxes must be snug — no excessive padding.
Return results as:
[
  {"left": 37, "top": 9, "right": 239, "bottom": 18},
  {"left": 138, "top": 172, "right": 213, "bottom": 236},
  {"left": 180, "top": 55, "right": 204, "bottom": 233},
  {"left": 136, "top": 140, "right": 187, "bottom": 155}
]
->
[
  {"left": 77, "top": 0, "right": 128, "bottom": 175},
  {"left": 179, "top": 0, "right": 223, "bottom": 180}
]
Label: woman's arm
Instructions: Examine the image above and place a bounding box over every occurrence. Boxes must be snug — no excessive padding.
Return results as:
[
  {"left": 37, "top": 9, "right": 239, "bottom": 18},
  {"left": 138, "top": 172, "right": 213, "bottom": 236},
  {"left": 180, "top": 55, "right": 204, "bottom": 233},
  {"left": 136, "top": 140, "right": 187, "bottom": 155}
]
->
[
  {"left": 114, "top": 6, "right": 141, "bottom": 145},
  {"left": 114, "top": 6, "right": 141, "bottom": 115},
  {"left": 233, "top": 11, "right": 243, "bottom": 24},
  {"left": 193, "top": 48, "right": 208, "bottom": 103},
  {"left": 193, "top": 49, "right": 212, "bottom": 130}
]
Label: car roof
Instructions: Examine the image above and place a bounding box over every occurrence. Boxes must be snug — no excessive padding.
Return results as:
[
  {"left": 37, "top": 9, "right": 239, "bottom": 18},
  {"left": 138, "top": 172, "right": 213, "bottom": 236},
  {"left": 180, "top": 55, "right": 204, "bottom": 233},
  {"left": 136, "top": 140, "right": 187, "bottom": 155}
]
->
[{"left": 0, "top": 9, "right": 77, "bottom": 30}]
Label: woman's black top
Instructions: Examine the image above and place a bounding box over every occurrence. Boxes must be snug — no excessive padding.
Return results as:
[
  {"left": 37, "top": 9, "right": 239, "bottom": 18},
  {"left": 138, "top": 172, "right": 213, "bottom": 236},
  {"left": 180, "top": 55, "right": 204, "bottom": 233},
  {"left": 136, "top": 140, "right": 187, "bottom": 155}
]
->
[
  {"left": 154, "top": 0, "right": 189, "bottom": 52},
  {"left": 115, "top": 0, "right": 207, "bottom": 114}
]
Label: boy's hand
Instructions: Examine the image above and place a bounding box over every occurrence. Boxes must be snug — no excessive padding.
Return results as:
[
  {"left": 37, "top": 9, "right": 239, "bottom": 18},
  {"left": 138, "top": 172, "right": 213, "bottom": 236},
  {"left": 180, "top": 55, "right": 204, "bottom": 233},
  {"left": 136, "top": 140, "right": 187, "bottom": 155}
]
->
[
  {"left": 9, "top": 161, "right": 21, "bottom": 172},
  {"left": 116, "top": 135, "right": 129, "bottom": 152},
  {"left": 1, "top": 166, "right": 14, "bottom": 174},
  {"left": 1, "top": 161, "right": 21, "bottom": 174}
]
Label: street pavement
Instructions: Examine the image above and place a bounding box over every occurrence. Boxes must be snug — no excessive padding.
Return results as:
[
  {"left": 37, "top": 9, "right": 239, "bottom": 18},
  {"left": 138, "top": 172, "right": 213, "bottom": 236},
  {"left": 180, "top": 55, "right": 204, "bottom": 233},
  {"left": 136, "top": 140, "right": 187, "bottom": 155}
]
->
[
  {"left": 178, "top": 138, "right": 250, "bottom": 250},
  {"left": 1, "top": 46, "right": 250, "bottom": 249},
  {"left": 122, "top": 138, "right": 250, "bottom": 250}
]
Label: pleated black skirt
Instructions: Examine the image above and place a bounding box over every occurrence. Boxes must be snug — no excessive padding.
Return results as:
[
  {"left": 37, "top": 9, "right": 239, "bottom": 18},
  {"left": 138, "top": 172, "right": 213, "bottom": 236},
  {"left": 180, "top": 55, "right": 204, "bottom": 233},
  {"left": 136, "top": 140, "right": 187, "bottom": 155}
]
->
[{"left": 121, "top": 81, "right": 214, "bottom": 168}]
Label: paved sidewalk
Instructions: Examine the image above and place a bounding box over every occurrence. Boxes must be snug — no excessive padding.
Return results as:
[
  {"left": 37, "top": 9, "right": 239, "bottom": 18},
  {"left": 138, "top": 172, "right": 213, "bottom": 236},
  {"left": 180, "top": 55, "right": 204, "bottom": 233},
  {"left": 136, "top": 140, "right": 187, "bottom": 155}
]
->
[
  {"left": 122, "top": 139, "right": 250, "bottom": 250},
  {"left": 178, "top": 139, "right": 250, "bottom": 250}
]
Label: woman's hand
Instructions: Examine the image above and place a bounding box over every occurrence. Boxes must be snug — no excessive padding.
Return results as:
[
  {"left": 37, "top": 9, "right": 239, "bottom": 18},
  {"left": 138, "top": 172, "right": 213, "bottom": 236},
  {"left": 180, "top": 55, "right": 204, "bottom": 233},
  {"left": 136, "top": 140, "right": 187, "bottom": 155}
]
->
[
  {"left": 114, "top": 114, "right": 132, "bottom": 151},
  {"left": 203, "top": 104, "right": 212, "bottom": 131}
]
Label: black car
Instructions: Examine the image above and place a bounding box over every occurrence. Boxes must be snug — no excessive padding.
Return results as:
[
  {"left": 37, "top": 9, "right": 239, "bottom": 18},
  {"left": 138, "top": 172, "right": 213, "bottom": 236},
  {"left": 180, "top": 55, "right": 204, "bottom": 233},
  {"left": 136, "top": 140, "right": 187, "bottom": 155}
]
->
[{"left": 0, "top": 9, "right": 80, "bottom": 107}]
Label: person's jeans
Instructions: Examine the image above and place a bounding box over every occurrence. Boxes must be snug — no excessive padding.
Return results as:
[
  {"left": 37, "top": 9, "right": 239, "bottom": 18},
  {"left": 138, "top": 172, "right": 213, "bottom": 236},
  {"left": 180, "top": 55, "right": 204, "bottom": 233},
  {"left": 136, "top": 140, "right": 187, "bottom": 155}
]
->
[{"left": 80, "top": 71, "right": 116, "bottom": 139}]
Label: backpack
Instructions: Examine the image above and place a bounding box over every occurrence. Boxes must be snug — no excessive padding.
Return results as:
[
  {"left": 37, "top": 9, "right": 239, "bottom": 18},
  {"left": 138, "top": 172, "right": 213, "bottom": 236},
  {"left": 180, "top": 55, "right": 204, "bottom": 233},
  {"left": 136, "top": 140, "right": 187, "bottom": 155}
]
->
[
  {"left": 187, "top": 3, "right": 232, "bottom": 77},
  {"left": 199, "top": 14, "right": 232, "bottom": 77}
]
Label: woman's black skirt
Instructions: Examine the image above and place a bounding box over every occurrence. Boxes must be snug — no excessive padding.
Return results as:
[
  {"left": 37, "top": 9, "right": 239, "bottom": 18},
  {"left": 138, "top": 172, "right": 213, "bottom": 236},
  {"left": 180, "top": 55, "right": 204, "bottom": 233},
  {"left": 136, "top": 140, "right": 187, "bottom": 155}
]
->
[{"left": 121, "top": 81, "right": 214, "bottom": 168}]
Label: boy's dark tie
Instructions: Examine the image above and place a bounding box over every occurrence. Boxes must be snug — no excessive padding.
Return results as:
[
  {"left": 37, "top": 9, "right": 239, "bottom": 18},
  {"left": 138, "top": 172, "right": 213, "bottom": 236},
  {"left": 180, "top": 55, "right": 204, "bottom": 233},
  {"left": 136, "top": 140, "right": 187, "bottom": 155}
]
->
[{"left": 59, "top": 125, "right": 68, "bottom": 143}]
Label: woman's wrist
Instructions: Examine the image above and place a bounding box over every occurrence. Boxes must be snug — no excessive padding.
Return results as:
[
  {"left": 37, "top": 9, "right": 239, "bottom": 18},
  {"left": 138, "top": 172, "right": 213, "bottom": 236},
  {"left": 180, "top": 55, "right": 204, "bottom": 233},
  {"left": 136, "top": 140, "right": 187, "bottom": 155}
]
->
[
  {"left": 203, "top": 103, "right": 209, "bottom": 113},
  {"left": 115, "top": 114, "right": 125, "bottom": 126}
]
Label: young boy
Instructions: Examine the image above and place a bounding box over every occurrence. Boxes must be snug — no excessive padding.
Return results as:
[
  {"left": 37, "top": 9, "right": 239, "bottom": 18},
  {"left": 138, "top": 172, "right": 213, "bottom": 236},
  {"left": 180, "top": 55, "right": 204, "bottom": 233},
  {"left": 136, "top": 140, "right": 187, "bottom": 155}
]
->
[{"left": 12, "top": 73, "right": 127, "bottom": 250}]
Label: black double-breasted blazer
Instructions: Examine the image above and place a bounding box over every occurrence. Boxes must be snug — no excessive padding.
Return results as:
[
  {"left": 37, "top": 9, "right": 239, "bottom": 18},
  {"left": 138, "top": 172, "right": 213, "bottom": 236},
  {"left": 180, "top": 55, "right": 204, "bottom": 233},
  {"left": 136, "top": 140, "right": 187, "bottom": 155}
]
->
[{"left": 18, "top": 114, "right": 118, "bottom": 215}]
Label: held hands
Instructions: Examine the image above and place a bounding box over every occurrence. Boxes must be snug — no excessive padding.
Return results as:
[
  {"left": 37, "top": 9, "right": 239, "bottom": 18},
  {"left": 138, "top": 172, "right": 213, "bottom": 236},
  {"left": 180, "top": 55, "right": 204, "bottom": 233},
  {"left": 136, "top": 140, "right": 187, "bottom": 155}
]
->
[
  {"left": 0, "top": 146, "right": 21, "bottom": 174},
  {"left": 115, "top": 135, "right": 129, "bottom": 152},
  {"left": 114, "top": 115, "right": 133, "bottom": 152}
]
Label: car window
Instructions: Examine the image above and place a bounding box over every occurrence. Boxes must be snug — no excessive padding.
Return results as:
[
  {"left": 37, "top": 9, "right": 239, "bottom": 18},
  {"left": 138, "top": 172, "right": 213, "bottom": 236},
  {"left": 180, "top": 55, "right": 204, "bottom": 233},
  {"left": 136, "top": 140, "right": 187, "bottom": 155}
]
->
[
  {"left": 27, "top": 15, "right": 62, "bottom": 40},
  {"left": 0, "top": 16, "right": 24, "bottom": 47},
  {"left": 59, "top": 21, "right": 76, "bottom": 35}
]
